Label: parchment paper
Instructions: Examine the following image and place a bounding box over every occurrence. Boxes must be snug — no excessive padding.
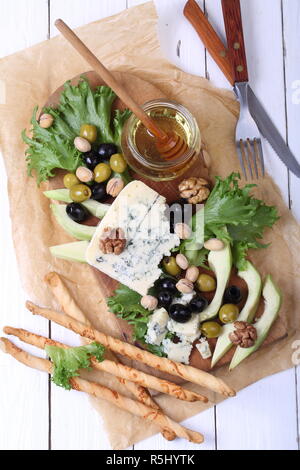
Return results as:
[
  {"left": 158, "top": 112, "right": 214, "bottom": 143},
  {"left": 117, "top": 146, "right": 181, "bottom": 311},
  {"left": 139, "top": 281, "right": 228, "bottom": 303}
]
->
[{"left": 0, "top": 2, "right": 299, "bottom": 449}]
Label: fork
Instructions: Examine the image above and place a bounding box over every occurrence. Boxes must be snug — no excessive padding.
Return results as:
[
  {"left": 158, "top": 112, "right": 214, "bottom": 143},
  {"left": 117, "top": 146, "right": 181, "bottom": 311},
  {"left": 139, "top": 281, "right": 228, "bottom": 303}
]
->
[
  {"left": 234, "top": 82, "right": 265, "bottom": 179},
  {"left": 222, "top": 0, "right": 265, "bottom": 180}
]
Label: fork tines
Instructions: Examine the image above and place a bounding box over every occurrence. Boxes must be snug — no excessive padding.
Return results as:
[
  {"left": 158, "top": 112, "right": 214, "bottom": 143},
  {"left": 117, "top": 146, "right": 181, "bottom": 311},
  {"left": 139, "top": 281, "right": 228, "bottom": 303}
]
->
[{"left": 237, "top": 137, "right": 265, "bottom": 180}]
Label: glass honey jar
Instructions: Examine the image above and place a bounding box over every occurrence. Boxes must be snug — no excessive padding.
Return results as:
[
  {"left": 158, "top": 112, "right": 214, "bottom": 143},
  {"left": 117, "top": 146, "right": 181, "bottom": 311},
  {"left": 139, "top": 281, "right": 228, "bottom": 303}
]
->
[{"left": 121, "top": 99, "right": 201, "bottom": 181}]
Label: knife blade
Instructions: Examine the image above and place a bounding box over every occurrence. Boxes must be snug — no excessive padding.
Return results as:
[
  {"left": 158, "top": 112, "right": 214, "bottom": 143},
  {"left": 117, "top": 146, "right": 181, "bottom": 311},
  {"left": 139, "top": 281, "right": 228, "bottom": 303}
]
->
[
  {"left": 183, "top": 0, "right": 300, "bottom": 178},
  {"left": 247, "top": 86, "right": 300, "bottom": 177}
]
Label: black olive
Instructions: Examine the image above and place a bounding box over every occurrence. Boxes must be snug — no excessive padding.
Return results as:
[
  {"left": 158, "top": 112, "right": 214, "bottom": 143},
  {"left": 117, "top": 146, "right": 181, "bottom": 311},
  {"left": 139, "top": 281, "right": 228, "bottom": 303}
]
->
[
  {"left": 98, "top": 143, "right": 118, "bottom": 159},
  {"left": 91, "top": 182, "right": 108, "bottom": 202},
  {"left": 224, "top": 286, "right": 242, "bottom": 304},
  {"left": 66, "top": 202, "right": 89, "bottom": 223},
  {"left": 83, "top": 151, "right": 102, "bottom": 170},
  {"left": 157, "top": 290, "right": 173, "bottom": 309},
  {"left": 169, "top": 304, "right": 192, "bottom": 323},
  {"left": 189, "top": 295, "right": 208, "bottom": 313},
  {"left": 154, "top": 277, "right": 177, "bottom": 294},
  {"left": 167, "top": 199, "right": 194, "bottom": 233}
]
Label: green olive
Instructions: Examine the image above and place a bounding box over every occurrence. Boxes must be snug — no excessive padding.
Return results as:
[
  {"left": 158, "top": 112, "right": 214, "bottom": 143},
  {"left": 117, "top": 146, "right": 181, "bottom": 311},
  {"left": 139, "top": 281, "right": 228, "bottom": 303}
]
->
[
  {"left": 69, "top": 184, "right": 92, "bottom": 202},
  {"left": 162, "top": 256, "right": 181, "bottom": 277},
  {"left": 94, "top": 163, "right": 112, "bottom": 183},
  {"left": 196, "top": 273, "right": 216, "bottom": 292},
  {"left": 80, "top": 124, "right": 97, "bottom": 143},
  {"left": 219, "top": 304, "right": 239, "bottom": 324},
  {"left": 110, "top": 153, "right": 127, "bottom": 173},
  {"left": 201, "top": 321, "right": 222, "bottom": 338},
  {"left": 63, "top": 173, "right": 79, "bottom": 189}
]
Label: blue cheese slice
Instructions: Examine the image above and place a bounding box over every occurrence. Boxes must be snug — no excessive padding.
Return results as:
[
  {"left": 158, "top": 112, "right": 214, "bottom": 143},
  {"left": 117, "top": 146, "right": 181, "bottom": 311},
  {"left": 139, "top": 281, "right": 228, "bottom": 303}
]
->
[
  {"left": 196, "top": 340, "right": 212, "bottom": 359},
  {"left": 145, "top": 307, "right": 169, "bottom": 346},
  {"left": 162, "top": 338, "right": 193, "bottom": 364},
  {"left": 167, "top": 313, "right": 201, "bottom": 339},
  {"left": 177, "top": 332, "right": 200, "bottom": 344},
  {"left": 85, "top": 181, "right": 179, "bottom": 295}
]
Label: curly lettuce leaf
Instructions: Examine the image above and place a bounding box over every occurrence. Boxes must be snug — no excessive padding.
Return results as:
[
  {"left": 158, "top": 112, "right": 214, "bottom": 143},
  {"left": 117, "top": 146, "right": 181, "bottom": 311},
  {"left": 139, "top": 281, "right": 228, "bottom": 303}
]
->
[
  {"left": 113, "top": 109, "right": 132, "bottom": 146},
  {"left": 22, "top": 107, "right": 83, "bottom": 184},
  {"left": 146, "top": 344, "right": 166, "bottom": 357},
  {"left": 207, "top": 173, "right": 278, "bottom": 268},
  {"left": 45, "top": 342, "right": 105, "bottom": 390},
  {"left": 107, "top": 284, "right": 165, "bottom": 356},
  {"left": 22, "top": 78, "right": 131, "bottom": 184},
  {"left": 181, "top": 173, "right": 279, "bottom": 269},
  {"left": 107, "top": 283, "right": 150, "bottom": 340}
]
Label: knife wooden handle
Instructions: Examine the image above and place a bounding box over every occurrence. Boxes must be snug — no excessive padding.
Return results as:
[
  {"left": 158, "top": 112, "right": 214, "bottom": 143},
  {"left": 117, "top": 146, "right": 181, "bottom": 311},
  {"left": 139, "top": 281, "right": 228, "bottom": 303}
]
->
[
  {"left": 184, "top": 0, "right": 234, "bottom": 85},
  {"left": 221, "top": 0, "right": 248, "bottom": 83}
]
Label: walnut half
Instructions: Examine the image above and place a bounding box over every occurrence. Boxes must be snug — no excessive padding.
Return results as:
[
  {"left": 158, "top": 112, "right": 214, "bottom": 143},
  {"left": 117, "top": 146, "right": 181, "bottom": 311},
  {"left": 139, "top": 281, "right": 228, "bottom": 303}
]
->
[
  {"left": 99, "top": 227, "right": 126, "bottom": 255},
  {"left": 229, "top": 321, "right": 257, "bottom": 348},
  {"left": 178, "top": 177, "right": 210, "bottom": 204}
]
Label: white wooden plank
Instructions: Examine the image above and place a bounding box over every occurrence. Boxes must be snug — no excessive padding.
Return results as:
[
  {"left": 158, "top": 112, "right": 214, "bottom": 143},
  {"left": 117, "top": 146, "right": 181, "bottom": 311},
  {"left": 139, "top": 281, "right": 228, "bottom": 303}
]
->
[
  {"left": 214, "top": 0, "right": 297, "bottom": 450},
  {"left": 216, "top": 369, "right": 298, "bottom": 450},
  {"left": 135, "top": 408, "right": 216, "bottom": 450},
  {"left": 0, "top": 0, "right": 297, "bottom": 452},
  {"left": 0, "top": 0, "right": 49, "bottom": 57},
  {"left": 154, "top": 0, "right": 206, "bottom": 78},
  {"left": 48, "top": 0, "right": 128, "bottom": 450},
  {"left": 49, "top": 0, "right": 127, "bottom": 37},
  {"left": 127, "top": 0, "right": 148, "bottom": 6},
  {"left": 0, "top": 0, "right": 50, "bottom": 450},
  {"left": 51, "top": 384, "right": 111, "bottom": 450},
  {"left": 0, "top": 154, "right": 49, "bottom": 450},
  {"left": 282, "top": 0, "right": 300, "bottom": 221},
  {"left": 297, "top": 367, "right": 300, "bottom": 449},
  {"left": 49, "top": 322, "right": 111, "bottom": 450},
  {"left": 239, "top": 0, "right": 289, "bottom": 203},
  {"left": 201, "top": 0, "right": 231, "bottom": 89}
]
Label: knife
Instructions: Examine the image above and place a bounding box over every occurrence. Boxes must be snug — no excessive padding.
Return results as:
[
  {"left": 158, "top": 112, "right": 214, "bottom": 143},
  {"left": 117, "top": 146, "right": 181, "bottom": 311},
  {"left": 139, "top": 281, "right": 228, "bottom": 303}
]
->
[{"left": 183, "top": 0, "right": 300, "bottom": 178}]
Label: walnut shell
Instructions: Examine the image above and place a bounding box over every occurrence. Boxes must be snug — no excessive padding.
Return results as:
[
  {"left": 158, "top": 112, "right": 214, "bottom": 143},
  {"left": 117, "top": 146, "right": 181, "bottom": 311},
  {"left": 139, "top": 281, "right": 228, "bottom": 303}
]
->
[
  {"left": 178, "top": 177, "right": 210, "bottom": 204},
  {"left": 99, "top": 227, "right": 126, "bottom": 255},
  {"left": 229, "top": 321, "right": 257, "bottom": 348}
]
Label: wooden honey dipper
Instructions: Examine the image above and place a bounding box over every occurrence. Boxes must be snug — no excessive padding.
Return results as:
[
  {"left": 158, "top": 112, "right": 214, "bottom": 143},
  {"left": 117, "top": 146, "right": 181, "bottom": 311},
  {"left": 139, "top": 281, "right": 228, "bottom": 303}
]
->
[{"left": 55, "top": 19, "right": 188, "bottom": 159}]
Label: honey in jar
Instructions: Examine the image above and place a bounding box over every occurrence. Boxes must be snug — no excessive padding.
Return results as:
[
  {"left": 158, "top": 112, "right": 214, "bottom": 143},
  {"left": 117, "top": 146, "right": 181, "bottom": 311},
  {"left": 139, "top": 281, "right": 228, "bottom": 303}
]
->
[{"left": 121, "top": 99, "right": 201, "bottom": 181}]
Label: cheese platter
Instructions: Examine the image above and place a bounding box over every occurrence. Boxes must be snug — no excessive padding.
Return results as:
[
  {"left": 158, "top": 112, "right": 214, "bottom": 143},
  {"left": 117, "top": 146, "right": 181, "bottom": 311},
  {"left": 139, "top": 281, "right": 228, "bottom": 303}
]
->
[
  {"left": 0, "top": 9, "right": 291, "bottom": 447},
  {"left": 21, "top": 69, "right": 285, "bottom": 378}
]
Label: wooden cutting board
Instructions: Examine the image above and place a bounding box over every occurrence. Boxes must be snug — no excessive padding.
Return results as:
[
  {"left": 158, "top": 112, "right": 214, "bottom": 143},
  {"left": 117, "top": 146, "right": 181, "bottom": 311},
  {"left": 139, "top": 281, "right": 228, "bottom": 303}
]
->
[{"left": 45, "top": 71, "right": 287, "bottom": 376}]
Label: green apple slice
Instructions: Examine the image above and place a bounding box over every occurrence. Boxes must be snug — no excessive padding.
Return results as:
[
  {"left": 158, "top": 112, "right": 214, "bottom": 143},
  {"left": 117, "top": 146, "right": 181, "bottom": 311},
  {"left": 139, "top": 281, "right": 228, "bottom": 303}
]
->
[
  {"left": 211, "top": 261, "right": 262, "bottom": 368},
  {"left": 229, "top": 275, "right": 282, "bottom": 370},
  {"left": 44, "top": 189, "right": 109, "bottom": 218},
  {"left": 51, "top": 204, "right": 96, "bottom": 241},
  {"left": 199, "top": 242, "right": 232, "bottom": 322},
  {"left": 80, "top": 199, "right": 109, "bottom": 218},
  {"left": 44, "top": 188, "right": 72, "bottom": 202},
  {"left": 50, "top": 241, "right": 89, "bottom": 263}
]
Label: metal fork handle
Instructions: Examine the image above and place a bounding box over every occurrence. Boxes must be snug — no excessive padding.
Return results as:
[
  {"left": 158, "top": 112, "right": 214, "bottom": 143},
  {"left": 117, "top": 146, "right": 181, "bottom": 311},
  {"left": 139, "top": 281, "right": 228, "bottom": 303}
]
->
[
  {"left": 221, "top": 0, "right": 249, "bottom": 83},
  {"left": 234, "top": 81, "right": 249, "bottom": 104}
]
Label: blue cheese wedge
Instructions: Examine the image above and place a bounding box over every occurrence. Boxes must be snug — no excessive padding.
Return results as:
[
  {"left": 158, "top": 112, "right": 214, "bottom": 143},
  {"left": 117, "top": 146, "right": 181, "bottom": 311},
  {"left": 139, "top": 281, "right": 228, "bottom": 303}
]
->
[
  {"left": 85, "top": 181, "right": 179, "bottom": 295},
  {"left": 196, "top": 340, "right": 212, "bottom": 360},
  {"left": 162, "top": 338, "right": 193, "bottom": 364},
  {"left": 167, "top": 313, "right": 201, "bottom": 339},
  {"left": 145, "top": 307, "right": 169, "bottom": 346}
]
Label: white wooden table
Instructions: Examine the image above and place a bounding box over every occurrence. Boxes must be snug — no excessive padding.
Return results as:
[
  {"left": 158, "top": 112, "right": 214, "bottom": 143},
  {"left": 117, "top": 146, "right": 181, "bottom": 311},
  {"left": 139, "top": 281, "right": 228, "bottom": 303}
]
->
[{"left": 0, "top": 0, "right": 299, "bottom": 451}]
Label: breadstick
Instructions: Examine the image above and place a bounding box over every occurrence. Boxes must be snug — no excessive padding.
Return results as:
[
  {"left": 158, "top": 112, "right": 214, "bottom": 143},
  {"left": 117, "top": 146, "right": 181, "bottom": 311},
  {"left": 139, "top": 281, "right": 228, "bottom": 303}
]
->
[
  {"left": 0, "top": 338, "right": 204, "bottom": 444},
  {"left": 44, "top": 272, "right": 175, "bottom": 440},
  {"left": 26, "top": 301, "right": 236, "bottom": 397},
  {"left": 4, "top": 327, "right": 208, "bottom": 403}
]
